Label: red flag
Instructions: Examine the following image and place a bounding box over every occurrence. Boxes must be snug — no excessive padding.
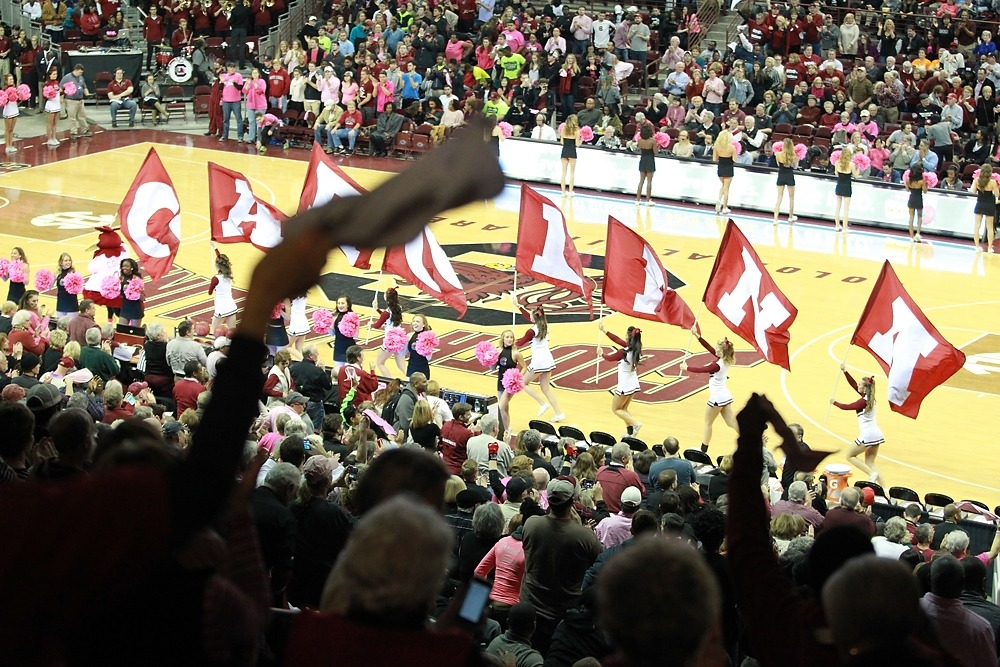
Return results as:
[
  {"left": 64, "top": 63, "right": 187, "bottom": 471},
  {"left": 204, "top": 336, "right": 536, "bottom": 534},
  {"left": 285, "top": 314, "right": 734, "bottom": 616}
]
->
[
  {"left": 702, "top": 220, "right": 798, "bottom": 370},
  {"left": 850, "top": 261, "right": 966, "bottom": 419},
  {"left": 208, "top": 162, "right": 286, "bottom": 251},
  {"left": 118, "top": 147, "right": 180, "bottom": 284},
  {"left": 603, "top": 216, "right": 695, "bottom": 328},
  {"left": 516, "top": 184, "right": 592, "bottom": 315},
  {"left": 296, "top": 143, "right": 373, "bottom": 269},
  {"left": 382, "top": 226, "right": 467, "bottom": 316}
]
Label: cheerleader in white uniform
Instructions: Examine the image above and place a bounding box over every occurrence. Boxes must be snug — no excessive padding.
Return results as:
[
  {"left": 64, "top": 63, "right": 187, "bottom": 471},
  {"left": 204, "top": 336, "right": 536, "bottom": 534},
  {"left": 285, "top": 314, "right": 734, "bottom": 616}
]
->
[
  {"left": 287, "top": 294, "right": 310, "bottom": 351},
  {"left": 515, "top": 302, "right": 565, "bottom": 422},
  {"left": 3, "top": 73, "right": 19, "bottom": 155},
  {"left": 42, "top": 67, "right": 61, "bottom": 148},
  {"left": 598, "top": 322, "right": 643, "bottom": 437},
  {"left": 680, "top": 328, "right": 739, "bottom": 452},
  {"left": 208, "top": 242, "right": 238, "bottom": 334},
  {"left": 371, "top": 287, "right": 407, "bottom": 376},
  {"left": 831, "top": 363, "right": 885, "bottom": 484}
]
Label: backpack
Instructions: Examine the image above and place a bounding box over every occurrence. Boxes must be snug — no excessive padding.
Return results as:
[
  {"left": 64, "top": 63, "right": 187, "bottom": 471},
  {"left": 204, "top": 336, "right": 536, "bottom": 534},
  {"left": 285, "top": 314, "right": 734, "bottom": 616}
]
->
[{"left": 381, "top": 387, "right": 414, "bottom": 424}]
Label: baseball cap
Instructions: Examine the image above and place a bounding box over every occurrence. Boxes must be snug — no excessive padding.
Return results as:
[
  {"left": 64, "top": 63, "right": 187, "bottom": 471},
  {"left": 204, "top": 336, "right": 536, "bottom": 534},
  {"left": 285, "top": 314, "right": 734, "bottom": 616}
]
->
[
  {"left": 1, "top": 384, "right": 26, "bottom": 402},
  {"left": 214, "top": 336, "right": 231, "bottom": 350},
  {"left": 303, "top": 455, "right": 336, "bottom": 483},
  {"left": 860, "top": 110, "right": 870, "bottom": 116},
  {"left": 19, "top": 352, "right": 40, "bottom": 373},
  {"left": 456, "top": 489, "right": 480, "bottom": 509},
  {"left": 128, "top": 381, "right": 148, "bottom": 395},
  {"left": 621, "top": 486, "right": 642, "bottom": 508},
  {"left": 58, "top": 357, "right": 76, "bottom": 369},
  {"left": 947, "top": 93, "right": 957, "bottom": 100},
  {"left": 308, "top": 14, "right": 317, "bottom": 21},
  {"left": 860, "top": 486, "right": 876, "bottom": 506},
  {"left": 65, "top": 368, "right": 94, "bottom": 385},
  {"left": 26, "top": 383, "right": 62, "bottom": 412},
  {"left": 324, "top": 65, "right": 334, "bottom": 72},
  {"left": 285, "top": 391, "right": 307, "bottom": 405},
  {"left": 505, "top": 476, "right": 531, "bottom": 500},
  {"left": 547, "top": 478, "right": 575, "bottom": 505},
  {"left": 163, "top": 420, "right": 186, "bottom": 435}
]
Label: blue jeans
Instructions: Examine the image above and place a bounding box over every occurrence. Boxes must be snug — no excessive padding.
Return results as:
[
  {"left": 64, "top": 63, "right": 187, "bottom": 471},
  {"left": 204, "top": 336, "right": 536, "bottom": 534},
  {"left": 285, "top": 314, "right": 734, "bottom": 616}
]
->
[
  {"left": 222, "top": 101, "right": 243, "bottom": 139},
  {"left": 314, "top": 124, "right": 328, "bottom": 145},
  {"left": 306, "top": 400, "right": 325, "bottom": 431},
  {"left": 110, "top": 99, "right": 137, "bottom": 123},
  {"left": 268, "top": 95, "right": 287, "bottom": 112},
  {"left": 335, "top": 127, "right": 358, "bottom": 150},
  {"left": 247, "top": 110, "right": 262, "bottom": 142}
]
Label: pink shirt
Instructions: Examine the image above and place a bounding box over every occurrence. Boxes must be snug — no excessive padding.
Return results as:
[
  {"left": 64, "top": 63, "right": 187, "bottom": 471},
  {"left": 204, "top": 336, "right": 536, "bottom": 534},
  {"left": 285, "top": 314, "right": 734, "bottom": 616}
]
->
[
  {"left": 320, "top": 74, "right": 341, "bottom": 105},
  {"left": 220, "top": 72, "right": 244, "bottom": 103},
  {"left": 703, "top": 76, "right": 725, "bottom": 104},
  {"left": 243, "top": 77, "right": 267, "bottom": 110},
  {"left": 376, "top": 79, "right": 394, "bottom": 112},
  {"left": 474, "top": 535, "right": 525, "bottom": 606},
  {"left": 444, "top": 39, "right": 467, "bottom": 62},
  {"left": 595, "top": 512, "right": 634, "bottom": 548},
  {"left": 341, "top": 81, "right": 359, "bottom": 104}
]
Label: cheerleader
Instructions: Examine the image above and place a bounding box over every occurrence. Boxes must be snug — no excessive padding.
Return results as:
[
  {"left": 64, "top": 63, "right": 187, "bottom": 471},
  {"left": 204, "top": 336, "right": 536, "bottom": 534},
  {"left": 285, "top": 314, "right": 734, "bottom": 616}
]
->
[
  {"left": 560, "top": 113, "right": 581, "bottom": 197},
  {"left": 266, "top": 301, "right": 290, "bottom": 355},
  {"left": 971, "top": 163, "right": 998, "bottom": 254},
  {"left": 43, "top": 67, "right": 60, "bottom": 148},
  {"left": 833, "top": 146, "right": 859, "bottom": 232},
  {"left": 680, "top": 328, "right": 739, "bottom": 452},
  {"left": 773, "top": 137, "right": 798, "bottom": 224},
  {"left": 598, "top": 322, "right": 643, "bottom": 437},
  {"left": 208, "top": 243, "right": 238, "bottom": 333},
  {"left": 713, "top": 130, "right": 736, "bottom": 214},
  {"left": 906, "top": 164, "right": 926, "bottom": 243},
  {"left": 830, "top": 363, "right": 884, "bottom": 484},
  {"left": 3, "top": 73, "right": 19, "bottom": 155},
  {"left": 118, "top": 258, "right": 144, "bottom": 326},
  {"left": 495, "top": 328, "right": 525, "bottom": 435},
  {"left": 331, "top": 294, "right": 356, "bottom": 369},
  {"left": 4, "top": 246, "right": 28, "bottom": 303},
  {"left": 55, "top": 253, "right": 78, "bottom": 318},
  {"left": 515, "top": 302, "right": 565, "bottom": 422},
  {"left": 287, "top": 294, "right": 309, "bottom": 351},
  {"left": 405, "top": 313, "right": 433, "bottom": 378},
  {"left": 372, "top": 287, "right": 406, "bottom": 376}
]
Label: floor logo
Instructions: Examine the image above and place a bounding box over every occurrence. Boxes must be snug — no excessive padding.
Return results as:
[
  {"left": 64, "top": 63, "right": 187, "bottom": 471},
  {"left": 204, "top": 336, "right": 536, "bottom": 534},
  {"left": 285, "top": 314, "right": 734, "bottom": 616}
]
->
[{"left": 951, "top": 333, "right": 1000, "bottom": 396}]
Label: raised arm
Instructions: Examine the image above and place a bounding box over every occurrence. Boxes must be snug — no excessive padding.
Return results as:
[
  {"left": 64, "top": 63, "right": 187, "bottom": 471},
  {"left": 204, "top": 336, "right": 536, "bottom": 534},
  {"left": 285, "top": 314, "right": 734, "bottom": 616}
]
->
[
  {"left": 515, "top": 328, "right": 535, "bottom": 348},
  {"left": 697, "top": 335, "right": 718, "bottom": 356},
  {"left": 604, "top": 330, "right": 627, "bottom": 347}
]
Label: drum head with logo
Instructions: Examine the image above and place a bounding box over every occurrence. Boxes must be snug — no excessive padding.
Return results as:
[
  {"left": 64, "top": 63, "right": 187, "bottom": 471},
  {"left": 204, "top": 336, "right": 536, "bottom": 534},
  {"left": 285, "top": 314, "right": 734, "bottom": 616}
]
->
[{"left": 168, "top": 57, "right": 192, "bottom": 83}]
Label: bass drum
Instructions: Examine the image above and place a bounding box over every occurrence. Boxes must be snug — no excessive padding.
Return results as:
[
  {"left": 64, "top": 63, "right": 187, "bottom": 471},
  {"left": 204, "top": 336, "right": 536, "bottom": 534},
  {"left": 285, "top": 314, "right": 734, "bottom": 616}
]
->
[
  {"left": 155, "top": 47, "right": 173, "bottom": 69},
  {"left": 167, "top": 57, "right": 193, "bottom": 83}
]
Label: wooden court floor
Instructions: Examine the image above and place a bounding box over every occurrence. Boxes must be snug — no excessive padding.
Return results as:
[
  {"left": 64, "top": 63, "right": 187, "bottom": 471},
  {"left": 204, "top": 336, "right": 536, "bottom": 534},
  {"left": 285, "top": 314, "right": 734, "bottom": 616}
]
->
[{"left": 2, "top": 139, "right": 998, "bottom": 507}]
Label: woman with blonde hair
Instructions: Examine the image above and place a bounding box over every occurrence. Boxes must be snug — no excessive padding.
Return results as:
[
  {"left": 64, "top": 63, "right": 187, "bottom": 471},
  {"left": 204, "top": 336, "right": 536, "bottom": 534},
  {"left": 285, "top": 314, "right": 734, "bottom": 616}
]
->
[
  {"left": 831, "top": 363, "right": 886, "bottom": 484},
  {"left": 770, "top": 513, "right": 808, "bottom": 554},
  {"left": 971, "top": 163, "right": 998, "bottom": 253},
  {"left": 681, "top": 327, "right": 739, "bottom": 453},
  {"left": 571, "top": 451, "right": 598, "bottom": 484},
  {"left": 833, "top": 146, "right": 859, "bottom": 232},
  {"left": 774, "top": 137, "right": 799, "bottom": 224},
  {"left": 408, "top": 399, "right": 441, "bottom": 451},
  {"left": 712, "top": 129, "right": 736, "bottom": 214},
  {"left": 838, "top": 13, "right": 859, "bottom": 55},
  {"left": 560, "top": 113, "right": 582, "bottom": 197},
  {"left": 495, "top": 328, "right": 525, "bottom": 436}
]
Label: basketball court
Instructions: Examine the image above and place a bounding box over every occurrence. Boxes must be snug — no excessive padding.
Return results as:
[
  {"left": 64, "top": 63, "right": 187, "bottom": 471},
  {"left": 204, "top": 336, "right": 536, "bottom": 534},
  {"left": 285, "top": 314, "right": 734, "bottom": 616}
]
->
[{"left": 2, "top": 135, "right": 998, "bottom": 507}]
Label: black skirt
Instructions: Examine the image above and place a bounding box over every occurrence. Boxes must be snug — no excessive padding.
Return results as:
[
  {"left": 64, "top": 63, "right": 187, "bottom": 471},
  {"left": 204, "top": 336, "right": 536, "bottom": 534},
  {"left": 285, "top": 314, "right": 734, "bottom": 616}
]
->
[
  {"left": 638, "top": 148, "right": 656, "bottom": 173},
  {"left": 907, "top": 188, "right": 923, "bottom": 211},
  {"left": 776, "top": 165, "right": 795, "bottom": 186},
  {"left": 561, "top": 136, "right": 577, "bottom": 159},
  {"left": 717, "top": 156, "right": 734, "bottom": 178}
]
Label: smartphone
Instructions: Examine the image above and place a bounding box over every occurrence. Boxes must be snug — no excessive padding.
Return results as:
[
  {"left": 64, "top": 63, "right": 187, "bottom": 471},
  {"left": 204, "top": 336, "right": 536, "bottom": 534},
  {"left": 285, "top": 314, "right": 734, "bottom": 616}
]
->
[
  {"left": 581, "top": 479, "right": 595, "bottom": 490},
  {"left": 347, "top": 465, "right": 358, "bottom": 482},
  {"left": 124, "top": 393, "right": 136, "bottom": 406},
  {"left": 457, "top": 577, "right": 492, "bottom": 626}
]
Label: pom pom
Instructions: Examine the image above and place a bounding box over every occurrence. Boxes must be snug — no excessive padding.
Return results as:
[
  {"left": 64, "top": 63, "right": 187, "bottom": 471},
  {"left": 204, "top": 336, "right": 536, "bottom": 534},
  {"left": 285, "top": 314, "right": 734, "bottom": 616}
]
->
[
  {"left": 311, "top": 308, "right": 334, "bottom": 334},
  {"left": 124, "top": 276, "right": 144, "bottom": 301},
  {"left": 3, "top": 87, "right": 14, "bottom": 104},
  {"left": 383, "top": 326, "right": 408, "bottom": 353},
  {"left": 62, "top": 271, "right": 84, "bottom": 295},
  {"left": 63, "top": 80, "right": 77, "bottom": 96},
  {"left": 731, "top": 140, "right": 742, "bottom": 155},
  {"left": 43, "top": 84, "right": 58, "bottom": 100},
  {"left": 0, "top": 90, "right": 8, "bottom": 106},
  {"left": 579, "top": 125, "right": 595, "bottom": 142},
  {"left": 337, "top": 311, "right": 360, "bottom": 338},
  {"left": 17, "top": 84, "right": 30, "bottom": 101},
  {"left": 654, "top": 131, "right": 671, "bottom": 148},
  {"left": 772, "top": 140, "right": 784, "bottom": 154},
  {"left": 34, "top": 269, "right": 55, "bottom": 292},
  {"left": 830, "top": 149, "right": 842, "bottom": 164},
  {"left": 794, "top": 143, "right": 808, "bottom": 160},
  {"left": 497, "top": 121, "right": 513, "bottom": 138},
  {"left": 8, "top": 260, "right": 26, "bottom": 284},
  {"left": 271, "top": 303, "right": 284, "bottom": 320},
  {"left": 0, "top": 258, "right": 11, "bottom": 279},
  {"left": 852, "top": 153, "right": 871, "bottom": 172},
  {"left": 99, "top": 274, "right": 120, "bottom": 300},
  {"left": 474, "top": 340, "right": 500, "bottom": 368},
  {"left": 972, "top": 169, "right": 1000, "bottom": 186},
  {"left": 501, "top": 367, "right": 525, "bottom": 394},
  {"left": 415, "top": 330, "right": 439, "bottom": 357},
  {"left": 558, "top": 122, "right": 566, "bottom": 135},
  {"left": 194, "top": 320, "right": 210, "bottom": 337},
  {"left": 924, "top": 171, "right": 939, "bottom": 188}
]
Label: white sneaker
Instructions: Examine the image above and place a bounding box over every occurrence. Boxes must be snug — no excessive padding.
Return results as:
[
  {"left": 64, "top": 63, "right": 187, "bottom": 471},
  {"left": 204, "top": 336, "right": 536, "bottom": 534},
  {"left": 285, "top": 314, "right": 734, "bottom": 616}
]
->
[
  {"left": 46, "top": 139, "right": 60, "bottom": 147},
  {"left": 551, "top": 412, "right": 566, "bottom": 423},
  {"left": 869, "top": 471, "right": 879, "bottom": 483},
  {"left": 536, "top": 403, "right": 551, "bottom": 417},
  {"left": 4, "top": 146, "right": 15, "bottom": 154},
  {"left": 632, "top": 422, "right": 642, "bottom": 436},
  {"left": 788, "top": 215, "right": 798, "bottom": 222},
  {"left": 722, "top": 207, "right": 732, "bottom": 214}
]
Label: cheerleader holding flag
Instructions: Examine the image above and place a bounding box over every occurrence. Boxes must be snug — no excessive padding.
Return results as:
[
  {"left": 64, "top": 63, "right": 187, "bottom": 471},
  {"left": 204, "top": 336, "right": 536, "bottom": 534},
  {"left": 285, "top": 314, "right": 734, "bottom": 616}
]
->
[
  {"left": 681, "top": 328, "right": 739, "bottom": 453},
  {"left": 597, "top": 322, "right": 644, "bottom": 438},
  {"left": 208, "top": 241, "right": 238, "bottom": 334}
]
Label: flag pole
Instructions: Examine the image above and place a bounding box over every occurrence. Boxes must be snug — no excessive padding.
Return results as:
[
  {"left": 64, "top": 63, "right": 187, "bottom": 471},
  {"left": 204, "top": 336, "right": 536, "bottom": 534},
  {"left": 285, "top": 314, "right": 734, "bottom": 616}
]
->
[
  {"left": 511, "top": 270, "right": 518, "bottom": 327},
  {"left": 824, "top": 346, "right": 852, "bottom": 424},
  {"left": 364, "top": 270, "right": 384, "bottom": 344},
  {"left": 679, "top": 302, "right": 706, "bottom": 376},
  {"left": 594, "top": 303, "right": 606, "bottom": 384}
]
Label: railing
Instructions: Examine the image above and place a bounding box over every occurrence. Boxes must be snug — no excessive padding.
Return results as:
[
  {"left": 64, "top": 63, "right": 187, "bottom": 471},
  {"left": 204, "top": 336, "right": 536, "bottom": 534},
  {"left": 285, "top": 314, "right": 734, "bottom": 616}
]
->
[
  {"left": 258, "top": 0, "right": 327, "bottom": 58},
  {"left": 0, "top": 0, "right": 50, "bottom": 48}
]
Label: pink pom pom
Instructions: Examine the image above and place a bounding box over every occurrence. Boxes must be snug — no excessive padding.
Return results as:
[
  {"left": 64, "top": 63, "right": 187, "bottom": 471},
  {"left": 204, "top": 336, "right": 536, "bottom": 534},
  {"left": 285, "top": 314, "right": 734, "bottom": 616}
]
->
[
  {"left": 654, "top": 131, "right": 670, "bottom": 148},
  {"left": 771, "top": 141, "right": 784, "bottom": 154},
  {"left": 63, "top": 80, "right": 77, "bottom": 96},
  {"left": 852, "top": 153, "right": 871, "bottom": 172},
  {"left": 579, "top": 125, "right": 595, "bottom": 142},
  {"left": 830, "top": 149, "right": 842, "bottom": 164},
  {"left": 415, "top": 330, "right": 439, "bottom": 357},
  {"left": 34, "top": 269, "right": 55, "bottom": 292},
  {"left": 8, "top": 260, "right": 26, "bottom": 284},
  {"left": 62, "top": 271, "right": 84, "bottom": 295},
  {"left": 43, "top": 84, "right": 57, "bottom": 100},
  {"left": 271, "top": 303, "right": 284, "bottom": 320},
  {"left": 311, "top": 308, "right": 334, "bottom": 334},
  {"left": 794, "top": 143, "right": 808, "bottom": 160},
  {"left": 497, "top": 121, "right": 513, "bottom": 138},
  {"left": 558, "top": 122, "right": 566, "bottom": 135},
  {"left": 731, "top": 140, "right": 742, "bottom": 155},
  {"left": 924, "top": 171, "right": 939, "bottom": 188},
  {"left": 501, "top": 367, "right": 525, "bottom": 394},
  {"left": 384, "top": 326, "right": 408, "bottom": 353},
  {"left": 474, "top": 341, "right": 500, "bottom": 368},
  {"left": 0, "top": 90, "right": 8, "bottom": 106},
  {"left": 124, "top": 276, "right": 144, "bottom": 301},
  {"left": 337, "top": 311, "right": 360, "bottom": 338},
  {"left": 16, "top": 84, "right": 30, "bottom": 101},
  {"left": 99, "top": 274, "right": 120, "bottom": 300},
  {"left": 0, "top": 258, "right": 10, "bottom": 279}
]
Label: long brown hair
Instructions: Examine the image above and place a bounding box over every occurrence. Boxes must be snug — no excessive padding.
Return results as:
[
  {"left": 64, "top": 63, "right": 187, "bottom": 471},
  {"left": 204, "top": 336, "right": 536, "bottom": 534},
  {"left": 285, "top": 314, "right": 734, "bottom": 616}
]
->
[
  {"left": 977, "top": 163, "right": 993, "bottom": 191},
  {"left": 860, "top": 376, "right": 876, "bottom": 412},
  {"left": 777, "top": 138, "right": 796, "bottom": 167},
  {"left": 716, "top": 338, "right": 735, "bottom": 365},
  {"left": 534, "top": 306, "right": 548, "bottom": 340}
]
